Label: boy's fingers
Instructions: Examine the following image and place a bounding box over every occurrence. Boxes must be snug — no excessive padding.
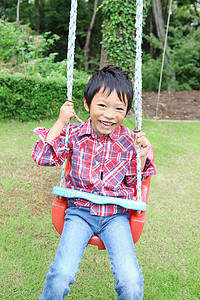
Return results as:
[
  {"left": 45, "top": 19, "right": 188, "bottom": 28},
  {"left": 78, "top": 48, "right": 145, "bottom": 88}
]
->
[
  {"left": 66, "top": 99, "right": 75, "bottom": 103},
  {"left": 136, "top": 132, "right": 145, "bottom": 139},
  {"left": 63, "top": 101, "right": 74, "bottom": 107},
  {"left": 135, "top": 133, "right": 151, "bottom": 149},
  {"left": 60, "top": 101, "right": 75, "bottom": 122},
  {"left": 135, "top": 132, "right": 145, "bottom": 143}
]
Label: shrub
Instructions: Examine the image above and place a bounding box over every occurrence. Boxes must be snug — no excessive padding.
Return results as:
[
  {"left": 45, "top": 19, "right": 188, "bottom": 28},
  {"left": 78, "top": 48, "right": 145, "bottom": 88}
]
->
[
  {"left": 143, "top": 26, "right": 200, "bottom": 91},
  {"left": 0, "top": 18, "right": 60, "bottom": 77},
  {"left": 0, "top": 70, "right": 88, "bottom": 121}
]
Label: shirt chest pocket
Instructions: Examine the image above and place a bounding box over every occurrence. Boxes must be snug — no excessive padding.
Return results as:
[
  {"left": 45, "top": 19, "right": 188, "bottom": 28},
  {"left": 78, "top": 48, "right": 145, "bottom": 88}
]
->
[
  {"left": 70, "top": 146, "right": 94, "bottom": 180},
  {"left": 103, "top": 152, "right": 135, "bottom": 186}
]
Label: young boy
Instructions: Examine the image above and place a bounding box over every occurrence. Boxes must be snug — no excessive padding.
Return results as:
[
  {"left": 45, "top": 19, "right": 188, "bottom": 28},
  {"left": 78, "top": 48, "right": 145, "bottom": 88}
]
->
[{"left": 32, "top": 65, "right": 157, "bottom": 299}]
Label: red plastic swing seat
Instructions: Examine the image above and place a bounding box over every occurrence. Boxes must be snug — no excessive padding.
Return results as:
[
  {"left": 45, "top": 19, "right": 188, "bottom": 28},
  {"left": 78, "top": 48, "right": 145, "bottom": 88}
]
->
[{"left": 52, "top": 147, "right": 154, "bottom": 250}]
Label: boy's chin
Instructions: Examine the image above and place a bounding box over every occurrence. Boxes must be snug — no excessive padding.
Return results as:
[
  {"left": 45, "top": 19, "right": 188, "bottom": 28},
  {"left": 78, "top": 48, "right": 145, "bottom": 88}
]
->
[{"left": 96, "top": 128, "right": 114, "bottom": 136}]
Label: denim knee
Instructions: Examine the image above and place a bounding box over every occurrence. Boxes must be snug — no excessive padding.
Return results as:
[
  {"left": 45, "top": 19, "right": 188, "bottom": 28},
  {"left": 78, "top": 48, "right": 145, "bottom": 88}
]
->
[
  {"left": 39, "top": 264, "right": 76, "bottom": 299},
  {"left": 115, "top": 268, "right": 144, "bottom": 300}
]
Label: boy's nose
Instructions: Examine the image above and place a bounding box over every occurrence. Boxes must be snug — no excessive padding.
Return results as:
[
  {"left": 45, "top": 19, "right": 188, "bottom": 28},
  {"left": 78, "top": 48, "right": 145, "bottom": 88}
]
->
[{"left": 104, "top": 108, "right": 115, "bottom": 119}]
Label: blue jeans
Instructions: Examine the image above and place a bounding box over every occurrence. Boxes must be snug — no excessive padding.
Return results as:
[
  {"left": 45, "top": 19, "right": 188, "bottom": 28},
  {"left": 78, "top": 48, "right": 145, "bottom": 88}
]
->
[{"left": 39, "top": 205, "right": 144, "bottom": 299}]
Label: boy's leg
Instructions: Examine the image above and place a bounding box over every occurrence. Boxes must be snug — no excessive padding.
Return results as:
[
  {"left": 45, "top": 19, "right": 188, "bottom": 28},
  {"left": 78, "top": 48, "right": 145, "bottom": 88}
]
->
[
  {"left": 99, "top": 213, "right": 144, "bottom": 300},
  {"left": 39, "top": 207, "right": 93, "bottom": 300}
]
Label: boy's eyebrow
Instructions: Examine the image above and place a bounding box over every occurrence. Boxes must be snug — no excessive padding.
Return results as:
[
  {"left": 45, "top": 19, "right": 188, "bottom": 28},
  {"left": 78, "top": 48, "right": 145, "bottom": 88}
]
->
[
  {"left": 96, "top": 98, "right": 127, "bottom": 106},
  {"left": 96, "top": 97, "right": 126, "bottom": 104}
]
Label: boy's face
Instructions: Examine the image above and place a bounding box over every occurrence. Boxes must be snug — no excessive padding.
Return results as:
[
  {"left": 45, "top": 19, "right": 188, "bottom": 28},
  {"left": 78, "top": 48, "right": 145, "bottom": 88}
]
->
[{"left": 84, "top": 88, "right": 128, "bottom": 137}]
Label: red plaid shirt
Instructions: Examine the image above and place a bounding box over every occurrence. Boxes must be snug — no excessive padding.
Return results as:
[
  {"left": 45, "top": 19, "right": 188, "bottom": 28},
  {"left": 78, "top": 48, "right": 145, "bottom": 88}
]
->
[{"left": 32, "top": 118, "right": 157, "bottom": 216}]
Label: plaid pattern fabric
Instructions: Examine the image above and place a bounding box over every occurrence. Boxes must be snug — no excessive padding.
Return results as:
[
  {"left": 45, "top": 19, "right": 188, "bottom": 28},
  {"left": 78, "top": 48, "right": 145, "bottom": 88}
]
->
[{"left": 32, "top": 119, "right": 157, "bottom": 216}]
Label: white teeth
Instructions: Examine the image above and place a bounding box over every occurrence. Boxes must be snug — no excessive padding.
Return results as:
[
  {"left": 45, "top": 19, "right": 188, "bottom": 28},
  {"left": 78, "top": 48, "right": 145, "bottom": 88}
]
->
[{"left": 101, "top": 121, "right": 113, "bottom": 126}]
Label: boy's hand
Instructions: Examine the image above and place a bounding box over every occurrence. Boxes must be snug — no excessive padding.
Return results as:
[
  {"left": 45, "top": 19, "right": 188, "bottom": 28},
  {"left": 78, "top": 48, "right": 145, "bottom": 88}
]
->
[
  {"left": 45, "top": 100, "right": 75, "bottom": 142},
  {"left": 58, "top": 100, "right": 75, "bottom": 126},
  {"left": 134, "top": 132, "right": 151, "bottom": 158}
]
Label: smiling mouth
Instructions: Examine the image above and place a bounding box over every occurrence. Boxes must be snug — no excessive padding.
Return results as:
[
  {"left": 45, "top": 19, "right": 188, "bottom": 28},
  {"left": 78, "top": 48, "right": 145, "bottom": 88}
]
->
[{"left": 100, "top": 121, "right": 114, "bottom": 128}]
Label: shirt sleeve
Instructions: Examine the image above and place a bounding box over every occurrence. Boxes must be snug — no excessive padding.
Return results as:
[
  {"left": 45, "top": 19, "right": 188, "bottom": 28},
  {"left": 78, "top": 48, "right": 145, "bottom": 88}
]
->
[
  {"left": 141, "top": 157, "right": 157, "bottom": 181},
  {"left": 125, "top": 155, "right": 157, "bottom": 186},
  {"left": 32, "top": 126, "right": 71, "bottom": 166}
]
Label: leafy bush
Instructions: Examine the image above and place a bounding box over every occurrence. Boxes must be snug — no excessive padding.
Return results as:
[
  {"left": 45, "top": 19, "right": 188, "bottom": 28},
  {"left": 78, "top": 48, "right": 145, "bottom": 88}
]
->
[
  {"left": 0, "top": 70, "right": 88, "bottom": 121},
  {"left": 142, "top": 54, "right": 164, "bottom": 92},
  {"left": 170, "top": 27, "right": 200, "bottom": 91},
  {"left": 143, "top": 26, "right": 200, "bottom": 91},
  {"left": 0, "top": 19, "right": 89, "bottom": 121},
  {"left": 0, "top": 18, "right": 60, "bottom": 77}
]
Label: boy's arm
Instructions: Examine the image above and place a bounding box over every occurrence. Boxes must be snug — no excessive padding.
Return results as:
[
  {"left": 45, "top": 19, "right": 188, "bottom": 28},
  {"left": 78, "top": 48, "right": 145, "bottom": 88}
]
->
[
  {"left": 134, "top": 132, "right": 151, "bottom": 171},
  {"left": 32, "top": 126, "right": 67, "bottom": 166},
  {"left": 46, "top": 100, "right": 75, "bottom": 142},
  {"left": 125, "top": 133, "right": 157, "bottom": 186},
  {"left": 32, "top": 101, "right": 74, "bottom": 166},
  {"left": 141, "top": 154, "right": 148, "bottom": 172}
]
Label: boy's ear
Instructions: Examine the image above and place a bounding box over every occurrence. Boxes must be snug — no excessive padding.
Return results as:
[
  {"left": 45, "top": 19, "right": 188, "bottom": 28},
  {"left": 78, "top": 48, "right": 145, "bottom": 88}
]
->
[{"left": 84, "top": 97, "right": 90, "bottom": 112}]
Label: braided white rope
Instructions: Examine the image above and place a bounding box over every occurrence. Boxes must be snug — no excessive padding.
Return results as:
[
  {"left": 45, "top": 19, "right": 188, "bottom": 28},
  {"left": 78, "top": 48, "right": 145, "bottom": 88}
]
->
[
  {"left": 67, "top": 0, "right": 78, "bottom": 101},
  {"left": 60, "top": 0, "right": 78, "bottom": 187},
  {"left": 134, "top": 0, "right": 143, "bottom": 203}
]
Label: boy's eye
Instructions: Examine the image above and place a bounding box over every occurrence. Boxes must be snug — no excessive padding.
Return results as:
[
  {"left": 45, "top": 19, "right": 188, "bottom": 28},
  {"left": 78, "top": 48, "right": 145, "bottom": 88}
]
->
[
  {"left": 116, "top": 107, "right": 125, "bottom": 111},
  {"left": 98, "top": 104, "right": 106, "bottom": 108}
]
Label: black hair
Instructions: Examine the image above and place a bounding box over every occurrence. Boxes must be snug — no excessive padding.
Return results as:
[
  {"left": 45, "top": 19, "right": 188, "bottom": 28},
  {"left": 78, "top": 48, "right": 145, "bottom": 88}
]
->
[{"left": 84, "top": 65, "right": 133, "bottom": 114}]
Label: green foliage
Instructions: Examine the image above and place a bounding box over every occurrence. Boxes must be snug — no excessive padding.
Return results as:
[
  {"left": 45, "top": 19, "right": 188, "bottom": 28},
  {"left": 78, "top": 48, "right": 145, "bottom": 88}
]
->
[
  {"left": 142, "top": 54, "right": 162, "bottom": 91},
  {"left": 0, "top": 19, "right": 60, "bottom": 76},
  {"left": 169, "top": 26, "right": 200, "bottom": 90},
  {"left": 0, "top": 0, "right": 35, "bottom": 24},
  {"left": 100, "top": 0, "right": 136, "bottom": 80},
  {"left": 39, "top": 0, "right": 103, "bottom": 71},
  {"left": 1, "top": 1, "right": 199, "bottom": 92},
  {"left": 0, "top": 70, "right": 88, "bottom": 121},
  {"left": 100, "top": 0, "right": 150, "bottom": 81},
  {"left": 75, "top": 0, "right": 103, "bottom": 73},
  {"left": 143, "top": 26, "right": 200, "bottom": 91},
  {"left": 0, "top": 0, "right": 103, "bottom": 74},
  {"left": 142, "top": 0, "right": 200, "bottom": 91},
  {"left": 0, "top": 19, "right": 89, "bottom": 122}
]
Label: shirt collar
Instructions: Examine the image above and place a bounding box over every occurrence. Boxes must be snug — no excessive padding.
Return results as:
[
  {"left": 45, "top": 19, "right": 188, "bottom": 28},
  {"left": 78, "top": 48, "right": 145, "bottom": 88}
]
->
[
  {"left": 78, "top": 118, "right": 94, "bottom": 137},
  {"left": 78, "top": 118, "right": 123, "bottom": 142}
]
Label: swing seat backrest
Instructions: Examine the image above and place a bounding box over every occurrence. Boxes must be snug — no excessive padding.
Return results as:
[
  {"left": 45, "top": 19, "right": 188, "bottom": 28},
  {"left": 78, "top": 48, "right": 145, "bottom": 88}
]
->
[{"left": 52, "top": 147, "right": 154, "bottom": 250}]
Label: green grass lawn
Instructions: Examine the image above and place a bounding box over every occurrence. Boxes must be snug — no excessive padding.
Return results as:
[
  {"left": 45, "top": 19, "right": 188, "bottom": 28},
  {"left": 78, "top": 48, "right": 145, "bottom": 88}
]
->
[{"left": 0, "top": 119, "right": 199, "bottom": 299}]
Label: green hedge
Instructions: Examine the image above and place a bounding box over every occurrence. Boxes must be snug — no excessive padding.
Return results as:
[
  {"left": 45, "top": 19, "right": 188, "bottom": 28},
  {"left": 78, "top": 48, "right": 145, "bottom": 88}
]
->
[{"left": 0, "top": 71, "right": 88, "bottom": 121}]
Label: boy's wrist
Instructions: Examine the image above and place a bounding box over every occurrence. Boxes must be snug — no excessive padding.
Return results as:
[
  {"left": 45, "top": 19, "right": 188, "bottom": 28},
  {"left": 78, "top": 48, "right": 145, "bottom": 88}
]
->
[
  {"left": 56, "top": 117, "right": 69, "bottom": 128},
  {"left": 45, "top": 118, "right": 67, "bottom": 142}
]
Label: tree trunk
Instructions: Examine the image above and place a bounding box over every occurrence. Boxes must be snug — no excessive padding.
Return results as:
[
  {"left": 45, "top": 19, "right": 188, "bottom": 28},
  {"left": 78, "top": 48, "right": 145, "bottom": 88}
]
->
[
  {"left": 35, "top": 0, "right": 40, "bottom": 32},
  {"left": 149, "top": 7, "right": 154, "bottom": 90},
  {"left": 100, "top": 19, "right": 109, "bottom": 69},
  {"left": 153, "top": 0, "right": 174, "bottom": 91},
  {"left": 17, "top": 0, "right": 20, "bottom": 23},
  {"left": 150, "top": 6, "right": 154, "bottom": 59},
  {"left": 84, "top": 0, "right": 98, "bottom": 72},
  {"left": 152, "top": 0, "right": 165, "bottom": 42},
  {"left": 100, "top": 44, "right": 107, "bottom": 69}
]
